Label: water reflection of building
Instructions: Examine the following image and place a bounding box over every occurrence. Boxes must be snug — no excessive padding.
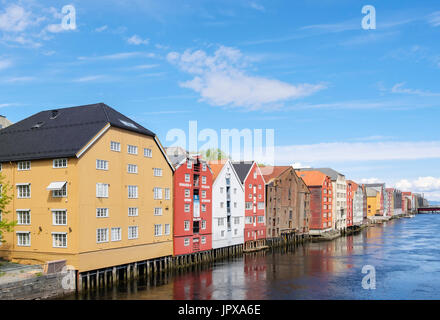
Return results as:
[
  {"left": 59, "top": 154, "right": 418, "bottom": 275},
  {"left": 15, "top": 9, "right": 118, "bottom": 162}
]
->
[
  {"left": 172, "top": 268, "right": 213, "bottom": 300},
  {"left": 243, "top": 252, "right": 267, "bottom": 299}
]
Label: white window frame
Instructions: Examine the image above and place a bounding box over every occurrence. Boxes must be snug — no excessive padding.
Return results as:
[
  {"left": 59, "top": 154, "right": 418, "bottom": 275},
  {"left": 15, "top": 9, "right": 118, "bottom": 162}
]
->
[
  {"left": 127, "top": 145, "right": 138, "bottom": 155},
  {"left": 96, "top": 183, "right": 109, "bottom": 198},
  {"left": 184, "top": 189, "right": 190, "bottom": 198},
  {"left": 153, "top": 168, "right": 163, "bottom": 177},
  {"left": 52, "top": 184, "right": 67, "bottom": 198},
  {"left": 185, "top": 174, "right": 190, "bottom": 182},
  {"left": 111, "top": 227, "right": 122, "bottom": 242},
  {"left": 128, "top": 207, "right": 138, "bottom": 217},
  {"left": 53, "top": 158, "right": 67, "bottom": 168},
  {"left": 184, "top": 238, "right": 190, "bottom": 246},
  {"left": 127, "top": 164, "right": 138, "bottom": 174},
  {"left": 201, "top": 220, "right": 206, "bottom": 229},
  {"left": 184, "top": 204, "right": 190, "bottom": 212},
  {"left": 154, "top": 207, "right": 163, "bottom": 216},
  {"left": 154, "top": 187, "right": 163, "bottom": 200},
  {"left": 16, "top": 210, "right": 31, "bottom": 225},
  {"left": 164, "top": 188, "right": 170, "bottom": 200},
  {"left": 201, "top": 236, "right": 206, "bottom": 244},
  {"left": 96, "top": 208, "right": 109, "bottom": 218},
  {"left": 201, "top": 190, "right": 206, "bottom": 198},
  {"left": 187, "top": 161, "right": 192, "bottom": 169},
  {"left": 16, "top": 231, "right": 31, "bottom": 246},
  {"left": 144, "top": 148, "right": 152, "bottom": 158},
  {"left": 110, "top": 141, "right": 121, "bottom": 152},
  {"left": 202, "top": 176, "right": 206, "bottom": 184},
  {"left": 52, "top": 232, "right": 67, "bottom": 248},
  {"left": 96, "top": 159, "right": 109, "bottom": 170},
  {"left": 17, "top": 184, "right": 31, "bottom": 199},
  {"left": 96, "top": 228, "right": 108, "bottom": 243},
  {"left": 154, "top": 224, "right": 162, "bottom": 237},
  {"left": 164, "top": 224, "right": 170, "bottom": 235},
  {"left": 128, "top": 185, "right": 138, "bottom": 199},
  {"left": 52, "top": 209, "right": 67, "bottom": 225},
  {"left": 17, "top": 161, "right": 31, "bottom": 171},
  {"left": 184, "top": 220, "right": 190, "bottom": 231}
]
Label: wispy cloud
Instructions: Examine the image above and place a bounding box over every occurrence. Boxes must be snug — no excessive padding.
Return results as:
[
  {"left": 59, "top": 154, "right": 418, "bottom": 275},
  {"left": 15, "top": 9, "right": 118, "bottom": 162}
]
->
[
  {"left": 3, "top": 76, "right": 36, "bottom": 83},
  {"left": 167, "top": 45, "right": 326, "bottom": 110},
  {"left": 0, "top": 59, "right": 13, "bottom": 70},
  {"left": 95, "top": 25, "right": 108, "bottom": 32},
  {"left": 127, "top": 34, "right": 149, "bottom": 45},
  {"left": 248, "top": 2, "right": 265, "bottom": 12},
  {"left": 275, "top": 140, "right": 440, "bottom": 163},
  {"left": 78, "top": 52, "right": 155, "bottom": 61},
  {"left": 391, "top": 82, "right": 440, "bottom": 97},
  {"left": 428, "top": 11, "right": 440, "bottom": 27},
  {"left": 72, "top": 75, "right": 108, "bottom": 82}
]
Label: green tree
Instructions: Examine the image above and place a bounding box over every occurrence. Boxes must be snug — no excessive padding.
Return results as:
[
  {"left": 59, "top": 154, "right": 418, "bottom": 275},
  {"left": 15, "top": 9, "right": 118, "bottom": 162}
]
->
[
  {"left": 0, "top": 173, "right": 16, "bottom": 243},
  {"left": 200, "top": 148, "right": 230, "bottom": 162}
]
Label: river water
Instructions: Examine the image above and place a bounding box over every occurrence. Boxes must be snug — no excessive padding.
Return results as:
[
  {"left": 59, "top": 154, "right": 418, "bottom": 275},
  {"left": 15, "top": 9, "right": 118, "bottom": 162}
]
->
[{"left": 65, "top": 214, "right": 440, "bottom": 300}]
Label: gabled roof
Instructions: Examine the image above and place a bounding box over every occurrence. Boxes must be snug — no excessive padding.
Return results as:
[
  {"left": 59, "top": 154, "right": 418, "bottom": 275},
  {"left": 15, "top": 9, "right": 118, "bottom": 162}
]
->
[
  {"left": 296, "top": 170, "right": 328, "bottom": 187},
  {"left": 231, "top": 161, "right": 254, "bottom": 184},
  {"left": 207, "top": 160, "right": 227, "bottom": 181},
  {"left": 347, "top": 180, "right": 359, "bottom": 192},
  {"left": 300, "top": 167, "right": 344, "bottom": 181},
  {"left": 260, "top": 166, "right": 291, "bottom": 184},
  {"left": 0, "top": 103, "right": 156, "bottom": 162},
  {"left": 366, "top": 188, "right": 379, "bottom": 197}
]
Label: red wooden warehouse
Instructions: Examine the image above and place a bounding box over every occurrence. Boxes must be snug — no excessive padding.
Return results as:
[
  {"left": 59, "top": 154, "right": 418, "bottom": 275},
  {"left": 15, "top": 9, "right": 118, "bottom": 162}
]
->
[{"left": 167, "top": 150, "right": 213, "bottom": 256}]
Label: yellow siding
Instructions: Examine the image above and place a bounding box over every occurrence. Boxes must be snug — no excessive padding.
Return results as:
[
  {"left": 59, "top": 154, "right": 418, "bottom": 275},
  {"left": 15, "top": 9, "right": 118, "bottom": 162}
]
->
[{"left": 0, "top": 125, "right": 173, "bottom": 272}]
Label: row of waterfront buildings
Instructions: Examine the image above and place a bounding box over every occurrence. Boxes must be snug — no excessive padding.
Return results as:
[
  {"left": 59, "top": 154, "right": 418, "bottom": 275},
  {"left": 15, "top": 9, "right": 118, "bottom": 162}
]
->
[{"left": 0, "top": 104, "right": 428, "bottom": 274}]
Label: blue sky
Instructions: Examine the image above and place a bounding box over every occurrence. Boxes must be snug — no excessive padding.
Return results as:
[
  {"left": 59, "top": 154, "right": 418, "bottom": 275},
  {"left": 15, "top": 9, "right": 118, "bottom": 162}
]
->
[{"left": 1, "top": 0, "right": 440, "bottom": 199}]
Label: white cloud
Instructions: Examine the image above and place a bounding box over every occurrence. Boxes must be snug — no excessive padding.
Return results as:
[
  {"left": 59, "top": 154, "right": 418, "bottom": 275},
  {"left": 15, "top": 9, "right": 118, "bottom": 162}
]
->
[
  {"left": 248, "top": 2, "right": 265, "bottom": 12},
  {"left": 0, "top": 59, "right": 13, "bottom": 70},
  {"left": 73, "top": 75, "right": 107, "bottom": 82},
  {"left": 361, "top": 178, "right": 382, "bottom": 184},
  {"left": 167, "top": 46, "right": 326, "bottom": 110},
  {"left": 127, "top": 35, "right": 149, "bottom": 45},
  {"left": 291, "top": 162, "right": 311, "bottom": 169},
  {"left": 95, "top": 25, "right": 108, "bottom": 32},
  {"left": 428, "top": 11, "right": 440, "bottom": 27},
  {"left": 394, "top": 177, "right": 440, "bottom": 201},
  {"left": 78, "top": 52, "right": 155, "bottom": 61},
  {"left": 395, "top": 179, "right": 412, "bottom": 190},
  {"left": 3, "top": 76, "right": 35, "bottom": 83},
  {"left": 275, "top": 141, "right": 440, "bottom": 163},
  {"left": 391, "top": 82, "right": 440, "bottom": 97},
  {"left": 0, "top": 5, "right": 32, "bottom": 32}
]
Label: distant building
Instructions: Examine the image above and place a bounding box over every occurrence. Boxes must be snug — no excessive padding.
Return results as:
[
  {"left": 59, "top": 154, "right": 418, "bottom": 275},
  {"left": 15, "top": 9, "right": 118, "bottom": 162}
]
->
[
  {"left": 364, "top": 183, "right": 386, "bottom": 216},
  {"left": 385, "top": 188, "right": 395, "bottom": 216},
  {"left": 348, "top": 180, "right": 364, "bottom": 226},
  {"left": 366, "top": 188, "right": 380, "bottom": 216},
  {"left": 297, "top": 170, "right": 332, "bottom": 235},
  {"left": 262, "top": 166, "right": 311, "bottom": 240},
  {"left": 402, "top": 192, "right": 413, "bottom": 214},
  {"left": 0, "top": 115, "right": 12, "bottom": 129},
  {"left": 301, "top": 168, "right": 347, "bottom": 231}
]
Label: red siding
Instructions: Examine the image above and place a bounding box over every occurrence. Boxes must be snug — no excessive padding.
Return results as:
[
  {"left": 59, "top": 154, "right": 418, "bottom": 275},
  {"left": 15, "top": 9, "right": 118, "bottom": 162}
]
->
[
  {"left": 173, "top": 158, "right": 213, "bottom": 256},
  {"left": 244, "top": 163, "right": 266, "bottom": 242}
]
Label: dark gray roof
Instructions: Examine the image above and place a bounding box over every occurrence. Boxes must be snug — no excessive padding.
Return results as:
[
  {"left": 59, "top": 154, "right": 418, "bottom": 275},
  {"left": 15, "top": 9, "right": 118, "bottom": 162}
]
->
[
  {"left": 363, "top": 183, "right": 385, "bottom": 188},
  {"left": 0, "top": 103, "right": 155, "bottom": 162},
  {"left": 167, "top": 154, "right": 187, "bottom": 167},
  {"left": 231, "top": 161, "right": 254, "bottom": 184},
  {"left": 300, "top": 167, "right": 344, "bottom": 181}
]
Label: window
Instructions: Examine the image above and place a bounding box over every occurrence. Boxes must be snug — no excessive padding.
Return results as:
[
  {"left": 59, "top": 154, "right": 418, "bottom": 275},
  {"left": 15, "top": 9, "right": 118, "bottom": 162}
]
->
[
  {"left": 258, "top": 184, "right": 262, "bottom": 189},
  {"left": 202, "top": 176, "right": 206, "bottom": 184},
  {"left": 187, "top": 161, "right": 192, "bottom": 169},
  {"left": 144, "top": 148, "right": 152, "bottom": 158},
  {"left": 184, "top": 189, "right": 190, "bottom": 198},
  {"left": 96, "top": 208, "right": 108, "bottom": 218},
  {"left": 154, "top": 224, "right": 162, "bottom": 236},
  {"left": 128, "top": 207, "right": 138, "bottom": 217},
  {"left": 202, "top": 163, "right": 207, "bottom": 171},
  {"left": 96, "top": 183, "right": 109, "bottom": 198},
  {"left": 154, "top": 207, "right": 162, "bottom": 216},
  {"left": 234, "top": 229, "right": 238, "bottom": 235},
  {"left": 185, "top": 174, "right": 190, "bottom": 182},
  {"left": 52, "top": 210, "right": 67, "bottom": 225},
  {"left": 53, "top": 159, "right": 67, "bottom": 168},
  {"left": 154, "top": 168, "right": 163, "bottom": 177},
  {"left": 221, "top": 230, "right": 225, "bottom": 237},
  {"left": 258, "top": 194, "right": 262, "bottom": 199},
  {"left": 258, "top": 216, "right": 264, "bottom": 223},
  {"left": 184, "top": 238, "right": 190, "bottom": 246},
  {"left": 17, "top": 184, "right": 31, "bottom": 198},
  {"left": 234, "top": 202, "right": 237, "bottom": 208},
  {"left": 218, "top": 218, "right": 224, "bottom": 226},
  {"left": 128, "top": 226, "right": 139, "bottom": 239},
  {"left": 154, "top": 187, "right": 162, "bottom": 200},
  {"left": 201, "top": 236, "right": 206, "bottom": 244},
  {"left": 220, "top": 187, "right": 224, "bottom": 194},
  {"left": 111, "top": 228, "right": 121, "bottom": 241},
  {"left": 245, "top": 202, "right": 252, "bottom": 210},
  {"left": 52, "top": 184, "right": 67, "bottom": 198},
  {"left": 201, "top": 204, "right": 206, "bottom": 212},
  {"left": 127, "top": 145, "right": 138, "bottom": 155},
  {"left": 324, "top": 205, "right": 327, "bottom": 210},
  {"left": 96, "top": 159, "right": 109, "bottom": 170},
  {"left": 249, "top": 184, "right": 252, "bottom": 189},
  {"left": 201, "top": 190, "right": 206, "bottom": 198},
  {"left": 245, "top": 216, "right": 253, "bottom": 224},
  {"left": 165, "top": 224, "right": 170, "bottom": 235},
  {"left": 248, "top": 193, "right": 252, "bottom": 199},
  {"left": 97, "top": 228, "right": 108, "bottom": 243},
  {"left": 18, "top": 161, "right": 31, "bottom": 171},
  {"left": 127, "top": 164, "right": 138, "bottom": 174},
  {"left": 17, "top": 210, "right": 31, "bottom": 225},
  {"left": 52, "top": 233, "right": 67, "bottom": 248},
  {"left": 184, "top": 204, "right": 190, "bottom": 212},
  {"left": 17, "top": 232, "right": 30, "bottom": 246},
  {"left": 220, "top": 202, "right": 224, "bottom": 208},
  {"left": 257, "top": 202, "right": 264, "bottom": 209},
  {"left": 128, "top": 185, "right": 138, "bottom": 199},
  {"left": 234, "top": 217, "right": 240, "bottom": 225},
  {"left": 202, "top": 220, "right": 206, "bottom": 229},
  {"left": 234, "top": 188, "right": 237, "bottom": 194},
  {"left": 164, "top": 188, "right": 170, "bottom": 200},
  {"left": 110, "top": 141, "right": 121, "bottom": 152},
  {"left": 184, "top": 220, "right": 190, "bottom": 231}
]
